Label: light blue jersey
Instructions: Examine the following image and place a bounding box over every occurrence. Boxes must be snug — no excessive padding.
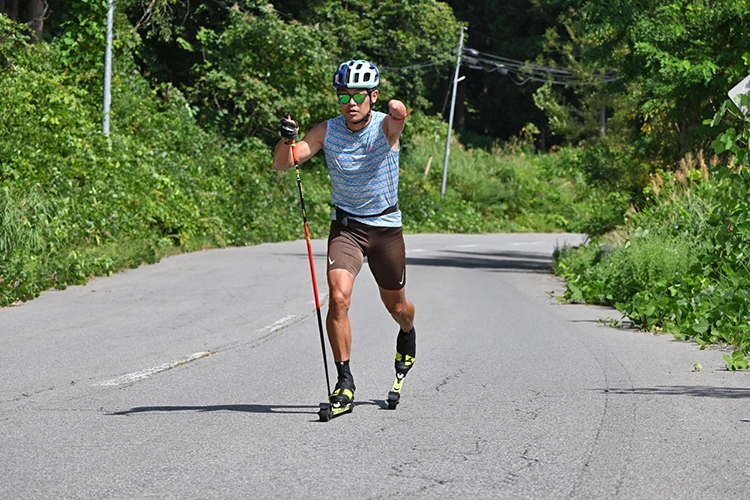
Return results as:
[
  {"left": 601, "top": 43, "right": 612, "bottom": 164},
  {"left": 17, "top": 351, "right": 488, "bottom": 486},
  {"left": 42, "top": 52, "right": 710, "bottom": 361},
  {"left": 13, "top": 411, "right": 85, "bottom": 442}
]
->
[{"left": 324, "top": 111, "right": 401, "bottom": 227}]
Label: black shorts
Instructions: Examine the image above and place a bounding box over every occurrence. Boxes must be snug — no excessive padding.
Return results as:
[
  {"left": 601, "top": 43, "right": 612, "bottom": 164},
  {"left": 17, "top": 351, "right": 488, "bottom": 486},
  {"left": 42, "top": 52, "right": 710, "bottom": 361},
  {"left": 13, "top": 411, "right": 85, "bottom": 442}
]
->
[{"left": 327, "top": 220, "right": 406, "bottom": 290}]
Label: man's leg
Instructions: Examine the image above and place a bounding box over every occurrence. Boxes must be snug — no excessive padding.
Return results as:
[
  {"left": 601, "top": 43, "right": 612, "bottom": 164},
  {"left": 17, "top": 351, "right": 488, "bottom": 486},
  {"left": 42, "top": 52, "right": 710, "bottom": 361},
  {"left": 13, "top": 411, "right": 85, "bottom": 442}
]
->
[
  {"left": 327, "top": 268, "right": 357, "bottom": 407},
  {"left": 379, "top": 287, "right": 415, "bottom": 333},
  {"left": 326, "top": 221, "right": 367, "bottom": 408},
  {"left": 380, "top": 285, "right": 416, "bottom": 371},
  {"left": 381, "top": 286, "right": 416, "bottom": 408},
  {"left": 369, "top": 227, "right": 416, "bottom": 407},
  {"left": 368, "top": 227, "right": 417, "bottom": 407},
  {"left": 327, "top": 268, "right": 356, "bottom": 362}
]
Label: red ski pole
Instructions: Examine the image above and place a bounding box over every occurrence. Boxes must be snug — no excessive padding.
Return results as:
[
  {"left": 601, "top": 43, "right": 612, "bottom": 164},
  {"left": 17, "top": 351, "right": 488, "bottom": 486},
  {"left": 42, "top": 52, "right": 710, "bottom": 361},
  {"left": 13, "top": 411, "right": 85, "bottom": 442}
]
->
[{"left": 288, "top": 120, "right": 332, "bottom": 398}]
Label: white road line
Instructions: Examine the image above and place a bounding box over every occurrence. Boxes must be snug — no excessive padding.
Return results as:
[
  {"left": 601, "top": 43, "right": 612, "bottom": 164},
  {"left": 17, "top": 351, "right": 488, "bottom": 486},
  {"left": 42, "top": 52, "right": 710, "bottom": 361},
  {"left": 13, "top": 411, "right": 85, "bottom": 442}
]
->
[
  {"left": 98, "top": 315, "right": 303, "bottom": 386},
  {"left": 510, "top": 241, "right": 545, "bottom": 246},
  {"left": 95, "top": 351, "right": 213, "bottom": 386},
  {"left": 255, "top": 314, "right": 298, "bottom": 333}
]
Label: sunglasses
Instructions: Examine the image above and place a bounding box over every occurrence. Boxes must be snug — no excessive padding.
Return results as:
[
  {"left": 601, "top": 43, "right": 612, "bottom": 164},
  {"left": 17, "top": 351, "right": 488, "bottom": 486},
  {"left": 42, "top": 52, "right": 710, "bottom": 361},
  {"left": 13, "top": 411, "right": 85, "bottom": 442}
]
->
[{"left": 338, "top": 93, "right": 368, "bottom": 105}]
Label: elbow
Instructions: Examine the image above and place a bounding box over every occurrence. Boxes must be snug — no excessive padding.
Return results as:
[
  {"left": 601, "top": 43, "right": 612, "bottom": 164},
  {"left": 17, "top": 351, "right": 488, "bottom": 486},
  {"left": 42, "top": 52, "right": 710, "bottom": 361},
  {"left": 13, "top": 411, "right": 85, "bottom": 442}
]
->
[{"left": 272, "top": 152, "right": 291, "bottom": 171}]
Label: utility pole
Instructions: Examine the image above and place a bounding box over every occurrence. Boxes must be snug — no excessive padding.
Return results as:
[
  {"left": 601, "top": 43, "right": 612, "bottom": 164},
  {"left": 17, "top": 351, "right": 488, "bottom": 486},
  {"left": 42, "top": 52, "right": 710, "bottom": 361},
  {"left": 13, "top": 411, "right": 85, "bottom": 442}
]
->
[
  {"left": 441, "top": 27, "right": 465, "bottom": 197},
  {"left": 103, "top": 0, "right": 115, "bottom": 136}
]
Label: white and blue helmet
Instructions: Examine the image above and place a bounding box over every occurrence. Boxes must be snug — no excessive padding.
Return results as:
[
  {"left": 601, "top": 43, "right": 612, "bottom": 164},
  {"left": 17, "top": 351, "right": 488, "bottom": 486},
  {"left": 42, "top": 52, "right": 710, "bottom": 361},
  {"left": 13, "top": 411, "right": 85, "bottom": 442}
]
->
[{"left": 333, "top": 59, "right": 380, "bottom": 90}]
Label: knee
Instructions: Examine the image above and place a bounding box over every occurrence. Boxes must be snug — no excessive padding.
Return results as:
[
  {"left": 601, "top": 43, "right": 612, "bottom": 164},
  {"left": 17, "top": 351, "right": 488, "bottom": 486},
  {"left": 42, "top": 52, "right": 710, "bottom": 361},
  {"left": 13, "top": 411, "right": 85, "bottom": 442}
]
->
[{"left": 329, "top": 289, "right": 351, "bottom": 316}]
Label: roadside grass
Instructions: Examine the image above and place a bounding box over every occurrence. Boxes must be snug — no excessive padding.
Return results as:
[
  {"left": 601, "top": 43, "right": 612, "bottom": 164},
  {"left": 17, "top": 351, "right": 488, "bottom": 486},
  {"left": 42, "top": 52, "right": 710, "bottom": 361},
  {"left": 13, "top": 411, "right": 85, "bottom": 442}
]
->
[{"left": 553, "top": 157, "right": 750, "bottom": 369}]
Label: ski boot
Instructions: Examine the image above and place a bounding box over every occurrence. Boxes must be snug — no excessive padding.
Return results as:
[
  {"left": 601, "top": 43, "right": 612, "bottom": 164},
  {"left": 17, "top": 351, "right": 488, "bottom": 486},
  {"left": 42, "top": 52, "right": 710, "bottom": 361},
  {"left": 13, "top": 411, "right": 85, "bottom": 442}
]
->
[
  {"left": 387, "top": 327, "right": 416, "bottom": 409},
  {"left": 319, "top": 362, "right": 355, "bottom": 422}
]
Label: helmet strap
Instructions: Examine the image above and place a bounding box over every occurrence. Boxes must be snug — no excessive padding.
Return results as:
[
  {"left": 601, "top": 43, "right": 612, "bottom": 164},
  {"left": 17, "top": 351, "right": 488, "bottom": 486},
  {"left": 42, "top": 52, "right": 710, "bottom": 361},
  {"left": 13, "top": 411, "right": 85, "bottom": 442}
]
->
[
  {"left": 351, "top": 111, "right": 372, "bottom": 126},
  {"left": 350, "top": 90, "right": 374, "bottom": 127}
]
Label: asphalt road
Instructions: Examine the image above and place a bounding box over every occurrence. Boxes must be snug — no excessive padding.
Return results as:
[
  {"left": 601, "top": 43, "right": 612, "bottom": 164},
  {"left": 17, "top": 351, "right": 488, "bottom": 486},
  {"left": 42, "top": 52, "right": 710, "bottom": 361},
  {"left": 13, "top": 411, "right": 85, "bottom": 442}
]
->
[{"left": 2, "top": 233, "right": 749, "bottom": 499}]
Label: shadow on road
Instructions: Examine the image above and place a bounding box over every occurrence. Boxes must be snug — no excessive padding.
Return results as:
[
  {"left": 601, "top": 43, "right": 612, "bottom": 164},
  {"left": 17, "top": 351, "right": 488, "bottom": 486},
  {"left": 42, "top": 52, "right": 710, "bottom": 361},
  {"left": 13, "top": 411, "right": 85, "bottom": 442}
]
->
[
  {"left": 107, "top": 404, "right": 317, "bottom": 416},
  {"left": 599, "top": 386, "right": 750, "bottom": 399},
  {"left": 108, "top": 400, "right": 383, "bottom": 416},
  {"left": 407, "top": 249, "right": 552, "bottom": 273}
]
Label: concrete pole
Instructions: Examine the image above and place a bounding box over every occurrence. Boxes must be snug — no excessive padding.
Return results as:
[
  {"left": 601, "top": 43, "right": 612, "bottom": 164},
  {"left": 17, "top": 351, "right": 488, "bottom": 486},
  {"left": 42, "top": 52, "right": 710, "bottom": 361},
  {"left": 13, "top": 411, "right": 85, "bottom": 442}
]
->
[
  {"left": 103, "top": 0, "right": 115, "bottom": 136},
  {"left": 441, "top": 27, "right": 465, "bottom": 197}
]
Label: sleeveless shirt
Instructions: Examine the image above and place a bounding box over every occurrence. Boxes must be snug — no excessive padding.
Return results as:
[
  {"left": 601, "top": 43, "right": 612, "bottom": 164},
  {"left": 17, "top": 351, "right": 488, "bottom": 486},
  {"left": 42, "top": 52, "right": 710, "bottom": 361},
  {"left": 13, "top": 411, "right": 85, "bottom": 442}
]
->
[{"left": 323, "top": 111, "right": 401, "bottom": 227}]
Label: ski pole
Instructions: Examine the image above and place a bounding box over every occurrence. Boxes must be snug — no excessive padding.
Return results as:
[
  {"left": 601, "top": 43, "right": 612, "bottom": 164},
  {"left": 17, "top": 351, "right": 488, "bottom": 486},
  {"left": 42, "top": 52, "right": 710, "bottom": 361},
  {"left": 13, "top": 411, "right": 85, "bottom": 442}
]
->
[{"left": 288, "top": 117, "right": 332, "bottom": 398}]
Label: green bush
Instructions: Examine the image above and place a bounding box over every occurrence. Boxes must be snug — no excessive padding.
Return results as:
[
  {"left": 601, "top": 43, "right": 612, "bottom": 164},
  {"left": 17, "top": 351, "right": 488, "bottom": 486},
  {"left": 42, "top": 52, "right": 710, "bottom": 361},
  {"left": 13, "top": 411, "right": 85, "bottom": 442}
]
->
[
  {"left": 0, "top": 15, "right": 328, "bottom": 305},
  {"left": 554, "top": 152, "right": 750, "bottom": 368},
  {"left": 555, "top": 227, "right": 697, "bottom": 305},
  {"left": 400, "top": 122, "right": 617, "bottom": 234}
]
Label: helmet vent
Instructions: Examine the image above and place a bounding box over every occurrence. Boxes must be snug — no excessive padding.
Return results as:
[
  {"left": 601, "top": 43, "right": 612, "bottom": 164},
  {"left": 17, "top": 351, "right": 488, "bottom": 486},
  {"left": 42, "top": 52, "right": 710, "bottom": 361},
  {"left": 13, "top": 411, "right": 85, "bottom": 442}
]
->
[{"left": 332, "top": 59, "right": 379, "bottom": 89}]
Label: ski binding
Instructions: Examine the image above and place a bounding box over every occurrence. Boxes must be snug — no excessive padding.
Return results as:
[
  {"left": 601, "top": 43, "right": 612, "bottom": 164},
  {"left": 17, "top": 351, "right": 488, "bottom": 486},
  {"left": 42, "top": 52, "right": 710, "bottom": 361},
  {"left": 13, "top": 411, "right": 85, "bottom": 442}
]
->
[{"left": 387, "top": 372, "right": 406, "bottom": 410}]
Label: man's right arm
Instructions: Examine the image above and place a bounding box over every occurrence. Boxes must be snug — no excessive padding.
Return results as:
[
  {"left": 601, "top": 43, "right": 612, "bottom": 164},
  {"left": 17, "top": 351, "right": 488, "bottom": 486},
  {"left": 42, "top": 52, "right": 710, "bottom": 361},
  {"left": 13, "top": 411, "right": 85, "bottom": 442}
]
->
[{"left": 273, "top": 121, "right": 327, "bottom": 171}]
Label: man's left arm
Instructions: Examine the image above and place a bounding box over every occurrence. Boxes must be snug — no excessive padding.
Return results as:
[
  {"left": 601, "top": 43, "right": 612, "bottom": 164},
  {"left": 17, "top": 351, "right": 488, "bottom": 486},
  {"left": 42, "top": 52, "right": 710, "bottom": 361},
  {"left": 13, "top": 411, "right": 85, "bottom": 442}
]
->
[{"left": 384, "top": 99, "right": 410, "bottom": 146}]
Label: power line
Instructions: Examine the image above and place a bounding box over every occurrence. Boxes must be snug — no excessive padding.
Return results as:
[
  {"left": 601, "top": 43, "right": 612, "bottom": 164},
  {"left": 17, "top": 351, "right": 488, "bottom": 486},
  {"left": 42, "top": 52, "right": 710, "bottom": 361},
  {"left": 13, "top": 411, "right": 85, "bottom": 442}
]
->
[{"left": 462, "top": 46, "right": 617, "bottom": 86}]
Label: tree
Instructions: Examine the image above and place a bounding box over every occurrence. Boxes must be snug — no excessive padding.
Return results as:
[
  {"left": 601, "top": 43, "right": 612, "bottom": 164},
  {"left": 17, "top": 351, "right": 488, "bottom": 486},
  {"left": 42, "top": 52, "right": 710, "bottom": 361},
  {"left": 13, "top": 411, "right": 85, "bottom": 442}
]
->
[
  {"left": 1, "top": 0, "right": 47, "bottom": 42},
  {"left": 187, "top": 2, "right": 336, "bottom": 141},
  {"left": 445, "top": 0, "right": 562, "bottom": 146},
  {"left": 303, "top": 0, "right": 462, "bottom": 110},
  {"left": 534, "top": 0, "right": 750, "bottom": 165},
  {"left": 0, "top": 1, "right": 19, "bottom": 21},
  {"left": 122, "top": 0, "right": 462, "bottom": 143}
]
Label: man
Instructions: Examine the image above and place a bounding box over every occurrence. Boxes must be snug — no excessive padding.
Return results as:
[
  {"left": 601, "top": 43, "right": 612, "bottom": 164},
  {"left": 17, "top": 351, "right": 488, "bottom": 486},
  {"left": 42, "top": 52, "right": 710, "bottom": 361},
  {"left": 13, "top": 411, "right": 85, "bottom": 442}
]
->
[{"left": 273, "top": 59, "right": 416, "bottom": 412}]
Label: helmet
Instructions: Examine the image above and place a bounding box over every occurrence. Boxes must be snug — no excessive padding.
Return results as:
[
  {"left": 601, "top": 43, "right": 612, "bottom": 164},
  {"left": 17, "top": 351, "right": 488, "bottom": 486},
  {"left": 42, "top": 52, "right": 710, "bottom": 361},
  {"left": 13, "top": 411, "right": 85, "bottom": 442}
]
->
[{"left": 333, "top": 59, "right": 380, "bottom": 90}]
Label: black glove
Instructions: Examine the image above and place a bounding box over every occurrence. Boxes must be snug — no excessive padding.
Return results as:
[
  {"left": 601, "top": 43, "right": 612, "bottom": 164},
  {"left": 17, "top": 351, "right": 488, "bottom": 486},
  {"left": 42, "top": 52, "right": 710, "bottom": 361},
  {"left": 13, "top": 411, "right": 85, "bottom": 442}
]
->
[{"left": 280, "top": 114, "right": 299, "bottom": 142}]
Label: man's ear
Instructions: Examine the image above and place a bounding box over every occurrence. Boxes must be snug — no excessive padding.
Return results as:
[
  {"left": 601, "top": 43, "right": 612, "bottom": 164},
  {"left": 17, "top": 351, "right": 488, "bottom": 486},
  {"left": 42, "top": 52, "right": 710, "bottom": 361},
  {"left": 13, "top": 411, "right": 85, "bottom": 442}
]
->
[{"left": 370, "top": 89, "right": 379, "bottom": 103}]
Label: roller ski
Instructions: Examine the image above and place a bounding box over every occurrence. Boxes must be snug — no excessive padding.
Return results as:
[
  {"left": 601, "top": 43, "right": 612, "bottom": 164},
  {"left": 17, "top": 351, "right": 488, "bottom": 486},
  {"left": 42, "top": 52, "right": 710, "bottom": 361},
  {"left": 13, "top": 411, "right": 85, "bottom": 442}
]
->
[
  {"left": 387, "top": 327, "right": 416, "bottom": 410},
  {"left": 319, "top": 361, "right": 355, "bottom": 422}
]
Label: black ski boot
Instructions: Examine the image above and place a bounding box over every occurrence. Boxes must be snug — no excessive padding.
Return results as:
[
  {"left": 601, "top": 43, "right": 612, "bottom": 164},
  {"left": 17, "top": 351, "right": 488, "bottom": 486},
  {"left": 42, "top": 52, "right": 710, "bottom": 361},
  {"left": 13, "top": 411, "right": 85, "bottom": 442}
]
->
[
  {"left": 320, "top": 361, "right": 355, "bottom": 421},
  {"left": 330, "top": 376, "right": 355, "bottom": 409},
  {"left": 387, "top": 327, "right": 416, "bottom": 409}
]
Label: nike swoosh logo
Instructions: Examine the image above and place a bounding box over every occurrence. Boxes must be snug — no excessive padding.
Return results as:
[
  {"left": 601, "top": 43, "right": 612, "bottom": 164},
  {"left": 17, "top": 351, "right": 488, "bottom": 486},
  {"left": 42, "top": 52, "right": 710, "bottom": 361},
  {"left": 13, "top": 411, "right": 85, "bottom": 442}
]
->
[
  {"left": 399, "top": 271, "right": 405, "bottom": 285},
  {"left": 328, "top": 257, "right": 335, "bottom": 265}
]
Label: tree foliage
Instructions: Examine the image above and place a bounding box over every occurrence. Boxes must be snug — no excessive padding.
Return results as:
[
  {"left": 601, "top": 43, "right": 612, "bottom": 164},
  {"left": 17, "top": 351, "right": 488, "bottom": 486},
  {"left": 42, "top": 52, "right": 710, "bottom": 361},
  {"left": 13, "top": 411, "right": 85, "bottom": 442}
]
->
[
  {"left": 304, "top": 0, "right": 461, "bottom": 109},
  {"left": 186, "top": 3, "right": 336, "bottom": 142},
  {"left": 534, "top": 0, "right": 750, "bottom": 166},
  {"left": 544, "top": 1, "right": 750, "bottom": 366},
  {"left": 121, "top": 0, "right": 461, "bottom": 142},
  {"left": 445, "top": 0, "right": 562, "bottom": 145}
]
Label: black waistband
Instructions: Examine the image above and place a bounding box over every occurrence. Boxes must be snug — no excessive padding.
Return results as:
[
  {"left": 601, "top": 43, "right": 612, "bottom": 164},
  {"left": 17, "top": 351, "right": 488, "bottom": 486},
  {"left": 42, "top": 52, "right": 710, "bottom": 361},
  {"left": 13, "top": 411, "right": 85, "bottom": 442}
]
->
[{"left": 335, "top": 203, "right": 399, "bottom": 227}]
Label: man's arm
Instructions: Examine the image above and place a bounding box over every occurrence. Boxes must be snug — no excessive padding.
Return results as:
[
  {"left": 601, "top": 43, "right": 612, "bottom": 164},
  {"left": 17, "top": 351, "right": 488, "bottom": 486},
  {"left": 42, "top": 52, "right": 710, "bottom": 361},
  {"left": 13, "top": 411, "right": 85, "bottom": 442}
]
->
[
  {"left": 384, "top": 99, "right": 409, "bottom": 147},
  {"left": 273, "top": 121, "right": 327, "bottom": 171}
]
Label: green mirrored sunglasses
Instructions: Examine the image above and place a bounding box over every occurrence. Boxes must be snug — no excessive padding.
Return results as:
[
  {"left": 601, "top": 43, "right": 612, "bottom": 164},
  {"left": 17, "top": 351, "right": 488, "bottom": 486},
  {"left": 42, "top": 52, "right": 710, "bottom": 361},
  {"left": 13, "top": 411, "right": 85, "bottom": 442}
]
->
[{"left": 338, "top": 93, "right": 368, "bottom": 105}]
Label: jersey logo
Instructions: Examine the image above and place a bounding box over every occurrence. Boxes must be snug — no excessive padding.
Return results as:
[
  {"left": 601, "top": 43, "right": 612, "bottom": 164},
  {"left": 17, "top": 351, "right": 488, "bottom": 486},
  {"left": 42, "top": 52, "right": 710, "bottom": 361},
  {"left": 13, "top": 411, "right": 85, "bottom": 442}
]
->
[
  {"left": 399, "top": 270, "right": 405, "bottom": 285},
  {"left": 328, "top": 257, "right": 336, "bottom": 265}
]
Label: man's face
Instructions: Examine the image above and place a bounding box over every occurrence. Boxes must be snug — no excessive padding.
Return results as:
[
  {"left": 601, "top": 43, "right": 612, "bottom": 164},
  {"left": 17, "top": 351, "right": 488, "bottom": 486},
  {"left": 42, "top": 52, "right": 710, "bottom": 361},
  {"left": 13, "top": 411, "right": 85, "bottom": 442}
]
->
[{"left": 337, "top": 89, "right": 379, "bottom": 122}]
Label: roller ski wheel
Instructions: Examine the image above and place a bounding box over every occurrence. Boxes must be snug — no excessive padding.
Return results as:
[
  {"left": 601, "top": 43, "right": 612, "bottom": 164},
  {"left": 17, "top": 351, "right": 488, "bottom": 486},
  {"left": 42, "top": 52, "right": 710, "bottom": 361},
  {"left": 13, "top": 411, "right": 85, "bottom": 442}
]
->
[
  {"left": 387, "top": 392, "right": 399, "bottom": 409},
  {"left": 318, "top": 402, "right": 333, "bottom": 422}
]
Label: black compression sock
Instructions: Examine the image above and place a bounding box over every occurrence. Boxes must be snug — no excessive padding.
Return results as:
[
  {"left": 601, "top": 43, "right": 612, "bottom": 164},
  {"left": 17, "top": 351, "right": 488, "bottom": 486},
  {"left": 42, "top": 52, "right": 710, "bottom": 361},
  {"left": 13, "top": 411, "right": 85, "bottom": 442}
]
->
[
  {"left": 336, "top": 360, "right": 352, "bottom": 382},
  {"left": 397, "top": 327, "right": 416, "bottom": 358}
]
